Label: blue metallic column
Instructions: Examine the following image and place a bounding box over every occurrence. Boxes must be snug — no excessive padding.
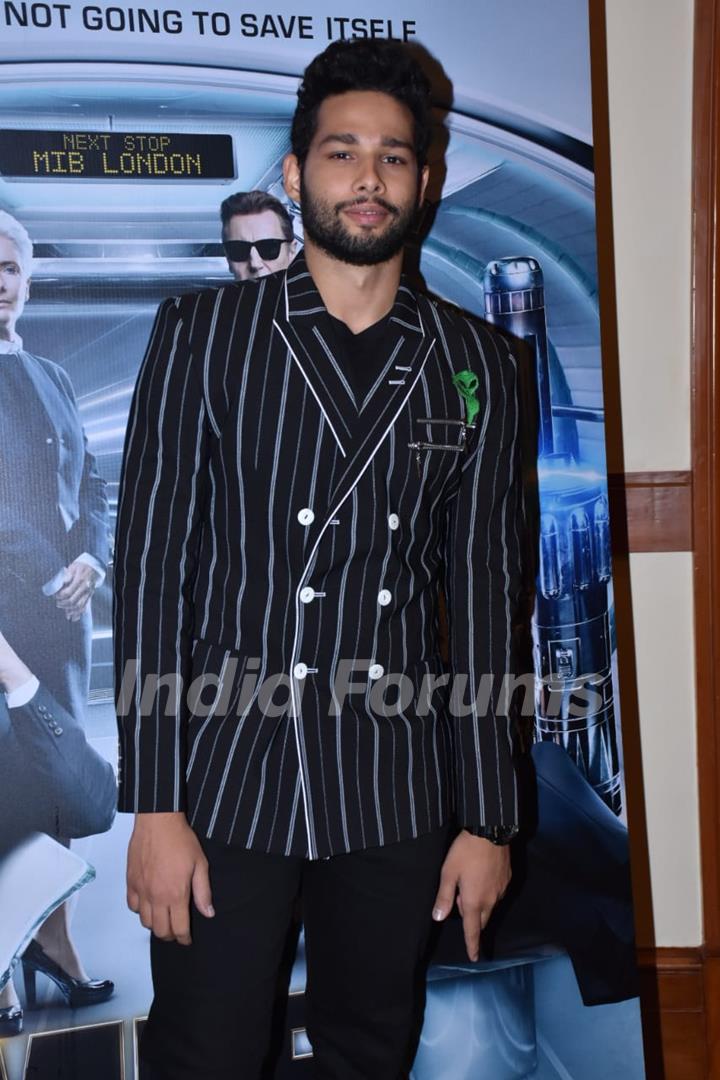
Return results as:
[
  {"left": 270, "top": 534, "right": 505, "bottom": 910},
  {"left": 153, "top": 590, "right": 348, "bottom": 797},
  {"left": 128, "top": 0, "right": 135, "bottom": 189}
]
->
[{"left": 483, "top": 257, "right": 621, "bottom": 814}]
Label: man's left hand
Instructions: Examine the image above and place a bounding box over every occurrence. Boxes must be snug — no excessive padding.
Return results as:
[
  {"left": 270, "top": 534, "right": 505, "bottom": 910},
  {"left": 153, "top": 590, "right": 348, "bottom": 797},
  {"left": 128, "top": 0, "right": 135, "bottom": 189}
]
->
[
  {"left": 54, "top": 560, "right": 101, "bottom": 621},
  {"left": 431, "top": 830, "right": 511, "bottom": 961}
]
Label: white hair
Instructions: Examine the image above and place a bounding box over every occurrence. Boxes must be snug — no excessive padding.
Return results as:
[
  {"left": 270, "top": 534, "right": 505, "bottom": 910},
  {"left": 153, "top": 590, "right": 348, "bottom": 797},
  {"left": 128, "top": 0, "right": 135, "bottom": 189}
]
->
[{"left": 0, "top": 210, "right": 33, "bottom": 274}]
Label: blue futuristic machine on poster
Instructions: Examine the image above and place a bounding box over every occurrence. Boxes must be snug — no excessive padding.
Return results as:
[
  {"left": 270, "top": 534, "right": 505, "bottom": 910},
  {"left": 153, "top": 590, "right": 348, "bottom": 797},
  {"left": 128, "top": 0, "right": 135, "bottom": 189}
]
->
[{"left": 484, "top": 257, "right": 620, "bottom": 815}]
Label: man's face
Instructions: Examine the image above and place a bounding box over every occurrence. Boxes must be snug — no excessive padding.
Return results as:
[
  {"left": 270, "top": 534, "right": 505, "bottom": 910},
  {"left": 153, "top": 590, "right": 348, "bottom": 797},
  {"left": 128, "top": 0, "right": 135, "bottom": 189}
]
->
[
  {"left": 0, "top": 235, "right": 29, "bottom": 334},
  {"left": 224, "top": 209, "right": 296, "bottom": 281},
  {"left": 284, "top": 90, "right": 429, "bottom": 266}
]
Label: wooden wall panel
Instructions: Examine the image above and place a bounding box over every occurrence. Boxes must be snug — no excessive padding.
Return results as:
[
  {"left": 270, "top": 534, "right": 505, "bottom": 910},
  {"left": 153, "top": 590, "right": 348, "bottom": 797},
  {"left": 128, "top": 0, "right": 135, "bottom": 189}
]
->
[
  {"left": 608, "top": 472, "right": 692, "bottom": 554},
  {"left": 637, "top": 948, "right": 707, "bottom": 1080}
]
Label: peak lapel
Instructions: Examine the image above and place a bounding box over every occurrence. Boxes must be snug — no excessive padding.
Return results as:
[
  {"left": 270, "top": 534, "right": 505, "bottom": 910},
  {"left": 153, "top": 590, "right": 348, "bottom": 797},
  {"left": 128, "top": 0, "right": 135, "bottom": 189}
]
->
[{"left": 272, "top": 254, "right": 355, "bottom": 458}]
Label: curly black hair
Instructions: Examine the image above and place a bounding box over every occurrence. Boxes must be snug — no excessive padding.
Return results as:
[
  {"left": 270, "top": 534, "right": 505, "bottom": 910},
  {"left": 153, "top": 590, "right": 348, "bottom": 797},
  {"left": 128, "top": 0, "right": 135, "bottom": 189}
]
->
[{"left": 290, "top": 38, "right": 432, "bottom": 169}]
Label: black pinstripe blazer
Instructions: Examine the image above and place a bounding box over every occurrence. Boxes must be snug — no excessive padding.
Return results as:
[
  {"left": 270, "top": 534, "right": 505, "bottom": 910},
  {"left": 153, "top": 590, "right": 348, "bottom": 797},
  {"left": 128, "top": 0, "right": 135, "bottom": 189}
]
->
[{"left": 114, "top": 252, "right": 523, "bottom": 859}]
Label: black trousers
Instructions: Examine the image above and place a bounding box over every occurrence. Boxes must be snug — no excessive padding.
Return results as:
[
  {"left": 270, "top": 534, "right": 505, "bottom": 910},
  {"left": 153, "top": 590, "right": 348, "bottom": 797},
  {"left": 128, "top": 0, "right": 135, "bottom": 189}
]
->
[{"left": 139, "top": 826, "right": 451, "bottom": 1080}]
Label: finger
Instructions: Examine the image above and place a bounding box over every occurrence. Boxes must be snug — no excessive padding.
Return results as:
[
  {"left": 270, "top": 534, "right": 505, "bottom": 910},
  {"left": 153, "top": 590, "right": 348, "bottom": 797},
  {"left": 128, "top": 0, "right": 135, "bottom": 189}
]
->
[
  {"left": 151, "top": 906, "right": 174, "bottom": 942},
  {"left": 462, "top": 905, "right": 483, "bottom": 962},
  {"left": 54, "top": 572, "right": 79, "bottom": 596},
  {"left": 57, "top": 602, "right": 83, "bottom": 617},
  {"left": 54, "top": 583, "right": 77, "bottom": 601},
  {"left": 55, "top": 596, "right": 81, "bottom": 610},
  {"left": 170, "top": 902, "right": 192, "bottom": 946},
  {"left": 56, "top": 583, "right": 88, "bottom": 605},
  {"left": 191, "top": 860, "right": 215, "bottom": 919},
  {"left": 138, "top": 900, "right": 154, "bottom": 932},
  {"left": 432, "top": 871, "right": 457, "bottom": 921},
  {"left": 63, "top": 600, "right": 88, "bottom": 619},
  {"left": 127, "top": 888, "right": 140, "bottom": 914}
]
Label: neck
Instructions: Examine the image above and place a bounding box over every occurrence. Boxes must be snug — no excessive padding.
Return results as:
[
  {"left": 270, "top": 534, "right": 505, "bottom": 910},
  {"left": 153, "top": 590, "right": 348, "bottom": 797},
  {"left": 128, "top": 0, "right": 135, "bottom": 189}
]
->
[
  {"left": 0, "top": 322, "right": 16, "bottom": 343},
  {"left": 303, "top": 240, "right": 402, "bottom": 334}
]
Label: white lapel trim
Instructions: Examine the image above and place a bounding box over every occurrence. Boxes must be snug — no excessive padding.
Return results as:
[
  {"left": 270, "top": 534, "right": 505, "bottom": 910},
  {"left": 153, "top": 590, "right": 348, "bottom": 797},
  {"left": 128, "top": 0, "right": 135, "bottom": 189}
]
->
[{"left": 273, "top": 318, "right": 347, "bottom": 458}]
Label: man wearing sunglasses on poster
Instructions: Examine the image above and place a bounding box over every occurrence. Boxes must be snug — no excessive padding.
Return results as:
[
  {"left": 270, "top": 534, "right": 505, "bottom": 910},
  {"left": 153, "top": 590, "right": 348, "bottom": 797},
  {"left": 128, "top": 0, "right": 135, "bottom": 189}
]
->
[
  {"left": 116, "top": 37, "right": 523, "bottom": 1080},
  {"left": 220, "top": 190, "right": 298, "bottom": 281}
]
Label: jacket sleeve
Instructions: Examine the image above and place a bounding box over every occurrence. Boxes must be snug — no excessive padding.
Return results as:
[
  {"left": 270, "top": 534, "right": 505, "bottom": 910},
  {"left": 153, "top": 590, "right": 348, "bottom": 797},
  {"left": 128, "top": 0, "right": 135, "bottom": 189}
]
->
[
  {"left": 3, "top": 684, "right": 117, "bottom": 840},
  {"left": 442, "top": 326, "right": 523, "bottom": 834},
  {"left": 113, "top": 295, "right": 210, "bottom": 813},
  {"left": 60, "top": 369, "right": 110, "bottom": 568}
]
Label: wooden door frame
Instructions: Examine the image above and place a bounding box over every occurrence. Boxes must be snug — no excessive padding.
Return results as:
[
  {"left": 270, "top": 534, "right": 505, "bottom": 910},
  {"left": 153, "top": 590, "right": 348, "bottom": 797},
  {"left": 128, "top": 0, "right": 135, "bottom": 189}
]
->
[{"left": 693, "top": 0, "right": 720, "bottom": 1072}]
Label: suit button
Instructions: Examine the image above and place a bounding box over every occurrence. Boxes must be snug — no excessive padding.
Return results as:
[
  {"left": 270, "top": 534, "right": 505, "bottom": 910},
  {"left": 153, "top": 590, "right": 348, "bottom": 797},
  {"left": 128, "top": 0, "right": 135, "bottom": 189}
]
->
[
  {"left": 299, "top": 587, "right": 315, "bottom": 604},
  {"left": 377, "top": 589, "right": 392, "bottom": 606},
  {"left": 45, "top": 437, "right": 53, "bottom": 444},
  {"left": 297, "top": 508, "right": 315, "bottom": 525},
  {"left": 388, "top": 513, "right": 400, "bottom": 530},
  {"left": 369, "top": 663, "right": 384, "bottom": 680},
  {"left": 293, "top": 662, "right": 308, "bottom": 679},
  {"left": 53, "top": 726, "right": 63, "bottom": 736}
]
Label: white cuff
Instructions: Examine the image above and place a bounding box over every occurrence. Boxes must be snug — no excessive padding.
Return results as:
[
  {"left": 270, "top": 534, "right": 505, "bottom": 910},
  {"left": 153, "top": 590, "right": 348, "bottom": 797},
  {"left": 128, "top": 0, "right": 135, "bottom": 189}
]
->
[{"left": 6, "top": 675, "right": 40, "bottom": 709}]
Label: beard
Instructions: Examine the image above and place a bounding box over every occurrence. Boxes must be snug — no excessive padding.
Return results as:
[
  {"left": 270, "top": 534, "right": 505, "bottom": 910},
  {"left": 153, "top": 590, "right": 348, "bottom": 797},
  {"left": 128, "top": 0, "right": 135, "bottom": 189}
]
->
[{"left": 299, "top": 175, "right": 419, "bottom": 267}]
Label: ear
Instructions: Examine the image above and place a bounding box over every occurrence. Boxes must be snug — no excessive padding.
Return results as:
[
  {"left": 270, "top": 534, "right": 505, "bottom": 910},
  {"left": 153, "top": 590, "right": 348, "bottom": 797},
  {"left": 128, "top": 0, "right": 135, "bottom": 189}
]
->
[
  {"left": 25, "top": 276, "right": 31, "bottom": 301},
  {"left": 283, "top": 153, "right": 302, "bottom": 205},
  {"left": 417, "top": 164, "right": 430, "bottom": 207}
]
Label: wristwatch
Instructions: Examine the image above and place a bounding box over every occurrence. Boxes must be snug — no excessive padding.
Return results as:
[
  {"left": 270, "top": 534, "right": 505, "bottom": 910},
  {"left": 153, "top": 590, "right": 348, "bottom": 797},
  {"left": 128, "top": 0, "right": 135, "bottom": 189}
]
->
[{"left": 462, "top": 824, "right": 518, "bottom": 846}]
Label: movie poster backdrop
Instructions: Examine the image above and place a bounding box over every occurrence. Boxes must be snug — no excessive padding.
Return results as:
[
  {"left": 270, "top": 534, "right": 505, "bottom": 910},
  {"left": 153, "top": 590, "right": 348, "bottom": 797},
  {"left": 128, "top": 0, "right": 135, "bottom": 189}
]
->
[{"left": 0, "top": 2, "right": 646, "bottom": 1077}]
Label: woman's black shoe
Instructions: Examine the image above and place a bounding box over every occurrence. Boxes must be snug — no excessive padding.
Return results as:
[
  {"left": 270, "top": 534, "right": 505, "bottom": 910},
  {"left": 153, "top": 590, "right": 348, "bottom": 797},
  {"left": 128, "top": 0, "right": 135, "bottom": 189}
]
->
[
  {"left": 22, "top": 940, "right": 114, "bottom": 1009},
  {"left": 0, "top": 1004, "right": 23, "bottom": 1037}
]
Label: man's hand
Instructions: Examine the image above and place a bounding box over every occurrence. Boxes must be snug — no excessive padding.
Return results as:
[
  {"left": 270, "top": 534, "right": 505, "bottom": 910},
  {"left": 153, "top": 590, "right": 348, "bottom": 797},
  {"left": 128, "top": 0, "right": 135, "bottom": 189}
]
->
[
  {"left": 54, "top": 560, "right": 100, "bottom": 621},
  {"left": 431, "top": 830, "right": 511, "bottom": 961},
  {"left": 126, "top": 812, "right": 215, "bottom": 946}
]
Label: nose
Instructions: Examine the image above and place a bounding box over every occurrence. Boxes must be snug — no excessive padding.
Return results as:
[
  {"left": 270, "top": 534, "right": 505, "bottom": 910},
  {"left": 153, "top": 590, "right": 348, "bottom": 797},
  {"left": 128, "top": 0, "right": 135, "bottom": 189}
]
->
[
  {"left": 352, "top": 156, "right": 385, "bottom": 197},
  {"left": 248, "top": 244, "right": 264, "bottom": 269}
]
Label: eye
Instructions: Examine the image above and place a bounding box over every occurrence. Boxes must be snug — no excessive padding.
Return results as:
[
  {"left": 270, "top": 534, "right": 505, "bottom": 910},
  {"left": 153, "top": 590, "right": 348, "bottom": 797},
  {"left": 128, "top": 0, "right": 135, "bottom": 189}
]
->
[
  {"left": 383, "top": 155, "right": 407, "bottom": 165},
  {"left": 329, "top": 151, "right": 352, "bottom": 160}
]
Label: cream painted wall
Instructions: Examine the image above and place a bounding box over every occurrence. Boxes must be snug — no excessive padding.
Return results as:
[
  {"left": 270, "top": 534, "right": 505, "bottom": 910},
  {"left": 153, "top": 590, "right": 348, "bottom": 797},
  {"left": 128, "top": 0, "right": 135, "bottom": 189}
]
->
[
  {"left": 605, "top": 0, "right": 701, "bottom": 945},
  {"left": 627, "top": 553, "right": 701, "bottom": 945},
  {"left": 605, "top": 0, "right": 693, "bottom": 474}
]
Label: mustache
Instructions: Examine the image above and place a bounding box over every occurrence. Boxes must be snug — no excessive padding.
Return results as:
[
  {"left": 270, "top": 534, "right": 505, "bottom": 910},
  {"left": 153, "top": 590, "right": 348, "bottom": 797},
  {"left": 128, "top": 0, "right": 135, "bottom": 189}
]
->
[{"left": 335, "top": 196, "right": 399, "bottom": 216}]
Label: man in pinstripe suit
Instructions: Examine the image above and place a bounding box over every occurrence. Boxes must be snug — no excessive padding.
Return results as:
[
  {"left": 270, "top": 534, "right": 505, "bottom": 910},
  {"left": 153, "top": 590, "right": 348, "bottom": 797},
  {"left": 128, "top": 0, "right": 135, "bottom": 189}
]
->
[{"left": 115, "top": 38, "right": 523, "bottom": 1080}]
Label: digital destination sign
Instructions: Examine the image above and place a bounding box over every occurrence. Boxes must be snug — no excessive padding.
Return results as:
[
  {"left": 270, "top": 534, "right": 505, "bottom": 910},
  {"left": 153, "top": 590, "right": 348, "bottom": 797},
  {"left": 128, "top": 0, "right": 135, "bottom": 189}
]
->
[{"left": 0, "top": 130, "right": 235, "bottom": 180}]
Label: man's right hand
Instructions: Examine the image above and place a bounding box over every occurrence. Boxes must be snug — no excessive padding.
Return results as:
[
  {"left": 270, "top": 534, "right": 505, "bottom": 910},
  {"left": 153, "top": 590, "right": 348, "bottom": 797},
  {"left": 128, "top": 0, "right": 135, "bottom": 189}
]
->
[{"left": 126, "top": 812, "right": 215, "bottom": 946}]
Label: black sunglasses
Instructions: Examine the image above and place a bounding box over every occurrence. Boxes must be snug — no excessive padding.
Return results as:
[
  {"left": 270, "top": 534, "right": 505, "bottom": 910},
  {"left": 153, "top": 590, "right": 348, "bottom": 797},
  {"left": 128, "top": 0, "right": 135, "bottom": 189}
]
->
[{"left": 223, "top": 238, "right": 289, "bottom": 262}]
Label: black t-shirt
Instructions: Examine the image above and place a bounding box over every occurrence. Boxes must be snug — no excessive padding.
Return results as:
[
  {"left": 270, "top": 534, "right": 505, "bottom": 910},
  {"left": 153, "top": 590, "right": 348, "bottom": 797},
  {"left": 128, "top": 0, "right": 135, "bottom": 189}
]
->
[{"left": 324, "top": 311, "right": 393, "bottom": 405}]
